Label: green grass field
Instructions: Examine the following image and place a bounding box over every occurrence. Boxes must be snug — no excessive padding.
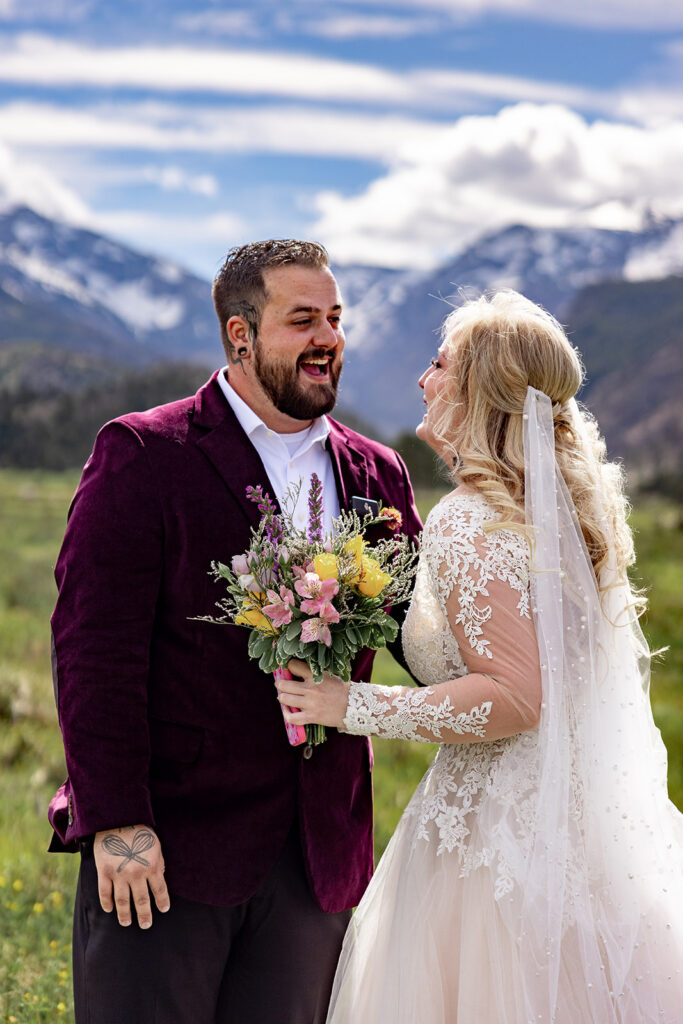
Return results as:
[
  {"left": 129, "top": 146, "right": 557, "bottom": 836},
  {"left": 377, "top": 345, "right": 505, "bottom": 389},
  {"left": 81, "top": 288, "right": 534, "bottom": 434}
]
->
[{"left": 0, "top": 470, "right": 680, "bottom": 1022}]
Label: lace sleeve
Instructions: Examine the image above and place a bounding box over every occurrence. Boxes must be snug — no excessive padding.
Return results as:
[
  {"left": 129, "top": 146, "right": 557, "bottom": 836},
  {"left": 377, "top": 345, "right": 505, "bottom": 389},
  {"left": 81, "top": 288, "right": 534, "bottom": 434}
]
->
[{"left": 343, "top": 493, "right": 543, "bottom": 744}]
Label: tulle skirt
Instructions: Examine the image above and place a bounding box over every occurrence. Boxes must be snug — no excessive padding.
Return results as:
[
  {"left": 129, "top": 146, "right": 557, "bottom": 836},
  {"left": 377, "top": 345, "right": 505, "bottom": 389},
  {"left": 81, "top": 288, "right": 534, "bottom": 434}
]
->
[{"left": 326, "top": 747, "right": 683, "bottom": 1024}]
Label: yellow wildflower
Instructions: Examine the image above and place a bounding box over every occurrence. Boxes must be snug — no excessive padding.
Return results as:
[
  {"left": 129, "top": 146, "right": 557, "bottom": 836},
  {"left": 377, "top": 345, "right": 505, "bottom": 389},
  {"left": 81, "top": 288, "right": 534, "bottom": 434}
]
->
[
  {"left": 12, "top": 879, "right": 23, "bottom": 892},
  {"left": 343, "top": 535, "right": 365, "bottom": 583},
  {"left": 49, "top": 891, "right": 64, "bottom": 909},
  {"left": 49, "top": 940, "right": 59, "bottom": 951},
  {"left": 313, "top": 552, "right": 338, "bottom": 580},
  {"left": 235, "top": 606, "right": 276, "bottom": 634},
  {"left": 58, "top": 970, "right": 68, "bottom": 980},
  {"left": 32, "top": 902, "right": 45, "bottom": 915},
  {"left": 57, "top": 1003, "right": 67, "bottom": 1014},
  {"left": 0, "top": 875, "right": 6, "bottom": 887},
  {"left": 357, "top": 556, "right": 393, "bottom": 598}
]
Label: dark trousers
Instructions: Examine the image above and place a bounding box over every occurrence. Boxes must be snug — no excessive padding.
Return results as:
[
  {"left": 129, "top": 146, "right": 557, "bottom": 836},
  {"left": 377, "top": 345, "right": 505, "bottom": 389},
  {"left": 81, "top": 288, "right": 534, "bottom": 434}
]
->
[{"left": 72, "top": 826, "right": 351, "bottom": 1024}]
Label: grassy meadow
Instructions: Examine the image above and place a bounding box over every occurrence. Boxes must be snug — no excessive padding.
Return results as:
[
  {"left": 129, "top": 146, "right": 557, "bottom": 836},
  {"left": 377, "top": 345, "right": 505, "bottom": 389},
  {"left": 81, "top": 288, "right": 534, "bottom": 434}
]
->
[{"left": 0, "top": 469, "right": 681, "bottom": 1022}]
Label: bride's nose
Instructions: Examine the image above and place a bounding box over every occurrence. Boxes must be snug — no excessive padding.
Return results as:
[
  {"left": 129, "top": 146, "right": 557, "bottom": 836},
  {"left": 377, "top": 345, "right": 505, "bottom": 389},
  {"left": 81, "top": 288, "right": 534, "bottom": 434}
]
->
[{"left": 418, "top": 366, "right": 430, "bottom": 389}]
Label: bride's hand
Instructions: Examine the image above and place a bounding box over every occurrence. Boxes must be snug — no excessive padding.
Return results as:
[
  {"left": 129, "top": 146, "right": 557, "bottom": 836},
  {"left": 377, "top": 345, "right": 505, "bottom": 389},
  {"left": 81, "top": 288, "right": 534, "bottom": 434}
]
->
[{"left": 275, "top": 659, "right": 350, "bottom": 729}]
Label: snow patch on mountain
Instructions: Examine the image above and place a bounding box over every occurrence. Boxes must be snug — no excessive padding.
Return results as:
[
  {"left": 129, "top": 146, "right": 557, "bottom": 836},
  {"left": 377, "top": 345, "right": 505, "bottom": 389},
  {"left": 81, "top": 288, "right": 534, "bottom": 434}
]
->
[
  {"left": 0, "top": 242, "right": 95, "bottom": 306},
  {"left": 83, "top": 273, "right": 185, "bottom": 333},
  {"left": 624, "top": 224, "right": 683, "bottom": 282}
]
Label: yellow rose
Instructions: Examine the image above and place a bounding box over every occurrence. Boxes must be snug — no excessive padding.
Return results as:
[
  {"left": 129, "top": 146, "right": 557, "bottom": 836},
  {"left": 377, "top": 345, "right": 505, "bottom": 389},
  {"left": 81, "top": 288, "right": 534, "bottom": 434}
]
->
[
  {"left": 343, "top": 535, "right": 365, "bottom": 583},
  {"left": 235, "top": 607, "right": 276, "bottom": 634},
  {"left": 313, "top": 552, "right": 339, "bottom": 580},
  {"left": 357, "top": 555, "right": 393, "bottom": 597}
]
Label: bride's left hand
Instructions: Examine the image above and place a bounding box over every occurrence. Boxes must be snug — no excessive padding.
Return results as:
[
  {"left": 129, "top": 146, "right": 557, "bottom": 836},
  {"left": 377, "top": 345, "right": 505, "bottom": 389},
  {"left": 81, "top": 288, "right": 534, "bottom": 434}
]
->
[{"left": 276, "top": 659, "right": 350, "bottom": 729}]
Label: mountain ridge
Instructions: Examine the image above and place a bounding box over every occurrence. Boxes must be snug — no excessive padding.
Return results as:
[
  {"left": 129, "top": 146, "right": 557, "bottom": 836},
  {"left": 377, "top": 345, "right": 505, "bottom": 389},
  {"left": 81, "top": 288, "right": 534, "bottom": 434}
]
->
[{"left": 0, "top": 204, "right": 681, "bottom": 486}]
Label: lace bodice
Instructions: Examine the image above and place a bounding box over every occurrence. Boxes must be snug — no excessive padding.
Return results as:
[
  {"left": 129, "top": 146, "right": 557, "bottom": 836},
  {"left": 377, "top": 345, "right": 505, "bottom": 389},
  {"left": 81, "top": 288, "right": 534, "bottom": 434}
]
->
[
  {"left": 341, "top": 489, "right": 543, "bottom": 873},
  {"left": 343, "top": 489, "right": 540, "bottom": 745}
]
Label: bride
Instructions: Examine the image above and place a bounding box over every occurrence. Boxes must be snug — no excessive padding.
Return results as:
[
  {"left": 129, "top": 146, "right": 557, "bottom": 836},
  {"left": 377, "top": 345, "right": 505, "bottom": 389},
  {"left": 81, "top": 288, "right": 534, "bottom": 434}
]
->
[{"left": 276, "top": 290, "right": 683, "bottom": 1023}]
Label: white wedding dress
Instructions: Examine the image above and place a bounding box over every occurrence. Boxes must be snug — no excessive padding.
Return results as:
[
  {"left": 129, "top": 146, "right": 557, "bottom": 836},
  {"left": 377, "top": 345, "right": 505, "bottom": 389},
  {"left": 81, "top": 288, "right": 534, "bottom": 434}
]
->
[{"left": 326, "top": 485, "right": 683, "bottom": 1024}]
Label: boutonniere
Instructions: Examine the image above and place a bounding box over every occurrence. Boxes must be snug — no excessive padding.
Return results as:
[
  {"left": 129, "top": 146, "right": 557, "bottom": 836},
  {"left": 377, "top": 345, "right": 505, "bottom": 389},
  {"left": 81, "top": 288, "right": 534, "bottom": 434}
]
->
[{"left": 351, "top": 496, "right": 403, "bottom": 532}]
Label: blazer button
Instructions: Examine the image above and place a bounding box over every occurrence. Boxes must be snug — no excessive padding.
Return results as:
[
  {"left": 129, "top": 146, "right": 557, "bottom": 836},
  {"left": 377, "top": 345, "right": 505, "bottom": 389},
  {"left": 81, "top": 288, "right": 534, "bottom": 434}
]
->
[{"left": 68, "top": 793, "right": 74, "bottom": 826}]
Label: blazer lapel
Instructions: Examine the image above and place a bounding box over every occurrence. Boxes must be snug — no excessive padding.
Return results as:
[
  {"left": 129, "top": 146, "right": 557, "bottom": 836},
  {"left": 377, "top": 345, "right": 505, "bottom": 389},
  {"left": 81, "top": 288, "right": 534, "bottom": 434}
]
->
[
  {"left": 192, "top": 373, "right": 278, "bottom": 530},
  {"left": 326, "top": 420, "right": 370, "bottom": 511},
  {"left": 192, "top": 375, "right": 370, "bottom": 523}
]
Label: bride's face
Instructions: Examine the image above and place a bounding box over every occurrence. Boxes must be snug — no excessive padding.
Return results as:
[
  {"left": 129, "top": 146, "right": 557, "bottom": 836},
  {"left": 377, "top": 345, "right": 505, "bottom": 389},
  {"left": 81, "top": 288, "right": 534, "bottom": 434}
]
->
[{"left": 416, "top": 344, "right": 458, "bottom": 456}]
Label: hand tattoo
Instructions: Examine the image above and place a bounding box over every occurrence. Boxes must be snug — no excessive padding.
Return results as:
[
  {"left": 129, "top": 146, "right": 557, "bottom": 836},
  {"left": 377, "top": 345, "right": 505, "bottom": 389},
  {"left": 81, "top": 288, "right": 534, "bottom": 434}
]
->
[{"left": 102, "top": 829, "right": 156, "bottom": 872}]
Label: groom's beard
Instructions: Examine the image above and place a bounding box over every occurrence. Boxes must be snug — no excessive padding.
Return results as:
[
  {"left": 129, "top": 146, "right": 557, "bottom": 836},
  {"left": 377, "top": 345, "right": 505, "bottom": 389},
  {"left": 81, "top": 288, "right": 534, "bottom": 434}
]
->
[{"left": 254, "top": 342, "right": 343, "bottom": 421}]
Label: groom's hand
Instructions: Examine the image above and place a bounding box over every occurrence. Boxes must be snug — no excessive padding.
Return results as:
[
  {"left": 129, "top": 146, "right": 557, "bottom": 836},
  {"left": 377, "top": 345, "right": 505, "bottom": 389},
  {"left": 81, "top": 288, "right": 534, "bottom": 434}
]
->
[{"left": 94, "top": 824, "right": 170, "bottom": 928}]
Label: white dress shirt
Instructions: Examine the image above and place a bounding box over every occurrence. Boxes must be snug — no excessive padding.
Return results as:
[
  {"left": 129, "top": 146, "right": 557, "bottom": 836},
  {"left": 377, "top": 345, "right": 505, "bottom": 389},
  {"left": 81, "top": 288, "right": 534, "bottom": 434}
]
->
[{"left": 217, "top": 369, "right": 341, "bottom": 536}]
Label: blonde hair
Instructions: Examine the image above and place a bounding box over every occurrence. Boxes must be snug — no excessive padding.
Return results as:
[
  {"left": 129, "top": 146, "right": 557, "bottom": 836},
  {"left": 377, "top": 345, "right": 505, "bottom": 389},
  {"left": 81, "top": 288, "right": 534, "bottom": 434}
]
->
[{"left": 431, "top": 290, "right": 636, "bottom": 590}]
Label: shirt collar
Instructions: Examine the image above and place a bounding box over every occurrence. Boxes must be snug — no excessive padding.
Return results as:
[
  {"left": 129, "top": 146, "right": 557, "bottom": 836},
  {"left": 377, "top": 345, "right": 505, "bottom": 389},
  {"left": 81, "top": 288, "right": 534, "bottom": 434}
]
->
[{"left": 218, "top": 368, "right": 330, "bottom": 447}]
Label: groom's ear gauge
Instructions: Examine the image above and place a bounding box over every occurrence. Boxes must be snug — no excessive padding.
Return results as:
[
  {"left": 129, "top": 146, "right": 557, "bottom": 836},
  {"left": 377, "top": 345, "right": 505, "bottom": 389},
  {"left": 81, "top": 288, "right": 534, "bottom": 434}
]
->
[{"left": 225, "top": 315, "right": 252, "bottom": 374}]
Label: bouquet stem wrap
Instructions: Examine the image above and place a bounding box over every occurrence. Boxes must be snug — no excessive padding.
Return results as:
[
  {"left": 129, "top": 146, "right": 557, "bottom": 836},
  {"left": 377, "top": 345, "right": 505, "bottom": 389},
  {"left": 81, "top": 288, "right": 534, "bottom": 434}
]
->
[{"left": 274, "top": 666, "right": 324, "bottom": 747}]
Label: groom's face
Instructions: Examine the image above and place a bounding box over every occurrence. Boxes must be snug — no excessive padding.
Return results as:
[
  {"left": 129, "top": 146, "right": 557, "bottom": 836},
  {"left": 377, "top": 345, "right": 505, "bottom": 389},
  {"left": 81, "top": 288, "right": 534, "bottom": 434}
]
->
[{"left": 253, "top": 265, "right": 345, "bottom": 422}]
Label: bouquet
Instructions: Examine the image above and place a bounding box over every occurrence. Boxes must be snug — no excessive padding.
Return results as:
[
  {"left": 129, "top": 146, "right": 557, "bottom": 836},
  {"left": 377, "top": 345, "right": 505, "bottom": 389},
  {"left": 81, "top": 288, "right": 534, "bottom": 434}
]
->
[{"left": 200, "top": 474, "right": 418, "bottom": 748}]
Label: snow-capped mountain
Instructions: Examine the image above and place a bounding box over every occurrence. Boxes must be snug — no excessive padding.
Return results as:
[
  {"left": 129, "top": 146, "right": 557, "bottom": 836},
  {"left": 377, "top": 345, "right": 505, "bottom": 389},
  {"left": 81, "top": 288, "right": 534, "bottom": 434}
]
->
[
  {"left": 2, "top": 204, "right": 683, "bottom": 440},
  {"left": 0, "top": 205, "right": 217, "bottom": 365},
  {"left": 335, "top": 219, "right": 683, "bottom": 432}
]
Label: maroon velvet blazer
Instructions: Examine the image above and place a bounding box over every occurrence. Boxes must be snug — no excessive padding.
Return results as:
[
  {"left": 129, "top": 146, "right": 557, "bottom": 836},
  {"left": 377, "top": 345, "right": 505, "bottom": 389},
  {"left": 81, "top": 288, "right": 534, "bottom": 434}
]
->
[{"left": 48, "top": 372, "right": 421, "bottom": 912}]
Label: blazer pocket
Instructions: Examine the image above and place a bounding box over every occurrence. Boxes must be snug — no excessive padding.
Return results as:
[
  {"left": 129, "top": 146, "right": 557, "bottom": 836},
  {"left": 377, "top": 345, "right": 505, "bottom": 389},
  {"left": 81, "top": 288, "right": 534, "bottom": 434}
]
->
[{"left": 149, "top": 717, "right": 204, "bottom": 765}]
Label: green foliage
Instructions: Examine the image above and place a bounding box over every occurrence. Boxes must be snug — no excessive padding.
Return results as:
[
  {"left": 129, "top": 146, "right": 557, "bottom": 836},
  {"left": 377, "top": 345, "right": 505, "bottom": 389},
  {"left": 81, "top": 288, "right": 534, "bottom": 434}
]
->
[
  {"left": 0, "top": 471, "right": 680, "bottom": 1021},
  {"left": 567, "top": 275, "right": 683, "bottom": 386},
  {"left": 0, "top": 362, "right": 213, "bottom": 470}
]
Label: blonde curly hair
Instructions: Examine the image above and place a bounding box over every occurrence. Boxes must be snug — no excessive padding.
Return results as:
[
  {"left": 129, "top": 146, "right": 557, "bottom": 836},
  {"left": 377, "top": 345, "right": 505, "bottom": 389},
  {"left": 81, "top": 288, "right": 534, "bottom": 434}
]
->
[{"left": 431, "top": 290, "right": 636, "bottom": 589}]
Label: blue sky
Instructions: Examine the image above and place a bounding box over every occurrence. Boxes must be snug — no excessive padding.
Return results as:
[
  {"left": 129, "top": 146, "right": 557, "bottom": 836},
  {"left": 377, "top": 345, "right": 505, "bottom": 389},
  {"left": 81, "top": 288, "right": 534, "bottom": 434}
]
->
[{"left": 0, "top": 0, "right": 682, "bottom": 278}]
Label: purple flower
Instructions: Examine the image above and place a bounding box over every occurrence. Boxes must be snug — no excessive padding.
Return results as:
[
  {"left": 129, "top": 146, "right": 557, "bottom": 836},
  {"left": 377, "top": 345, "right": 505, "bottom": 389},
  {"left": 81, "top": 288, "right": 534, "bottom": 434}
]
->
[
  {"left": 307, "top": 473, "right": 324, "bottom": 544},
  {"left": 300, "top": 617, "right": 332, "bottom": 647},
  {"left": 246, "top": 484, "right": 283, "bottom": 555}
]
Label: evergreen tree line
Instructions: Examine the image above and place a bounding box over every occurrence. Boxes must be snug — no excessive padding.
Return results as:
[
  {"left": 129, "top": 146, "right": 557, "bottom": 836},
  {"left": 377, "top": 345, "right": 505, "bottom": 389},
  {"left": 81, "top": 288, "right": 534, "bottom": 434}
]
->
[{"left": 0, "top": 361, "right": 446, "bottom": 489}]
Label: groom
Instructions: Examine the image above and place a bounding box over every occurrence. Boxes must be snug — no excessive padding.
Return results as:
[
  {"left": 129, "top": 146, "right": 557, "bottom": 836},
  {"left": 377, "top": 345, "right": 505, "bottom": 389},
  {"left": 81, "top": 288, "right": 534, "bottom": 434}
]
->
[{"left": 48, "top": 239, "right": 421, "bottom": 1023}]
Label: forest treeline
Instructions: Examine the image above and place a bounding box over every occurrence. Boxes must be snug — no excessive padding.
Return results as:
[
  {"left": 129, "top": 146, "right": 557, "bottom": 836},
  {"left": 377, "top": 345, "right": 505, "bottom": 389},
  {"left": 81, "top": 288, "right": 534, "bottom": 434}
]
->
[{"left": 0, "top": 356, "right": 445, "bottom": 489}]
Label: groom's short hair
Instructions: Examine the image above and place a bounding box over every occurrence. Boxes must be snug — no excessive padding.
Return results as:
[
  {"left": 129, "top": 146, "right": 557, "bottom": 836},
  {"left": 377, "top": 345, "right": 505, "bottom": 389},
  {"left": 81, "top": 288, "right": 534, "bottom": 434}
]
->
[{"left": 212, "top": 239, "right": 329, "bottom": 348}]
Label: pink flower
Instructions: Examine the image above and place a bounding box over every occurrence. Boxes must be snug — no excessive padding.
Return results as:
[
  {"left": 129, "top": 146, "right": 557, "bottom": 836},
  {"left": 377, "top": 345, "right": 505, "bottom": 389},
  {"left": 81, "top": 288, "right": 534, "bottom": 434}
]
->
[
  {"left": 295, "top": 573, "right": 339, "bottom": 602},
  {"left": 231, "top": 553, "right": 251, "bottom": 576},
  {"left": 295, "top": 573, "right": 340, "bottom": 622},
  {"left": 300, "top": 617, "right": 332, "bottom": 647},
  {"left": 262, "top": 585, "right": 295, "bottom": 628},
  {"left": 300, "top": 598, "right": 340, "bottom": 623}
]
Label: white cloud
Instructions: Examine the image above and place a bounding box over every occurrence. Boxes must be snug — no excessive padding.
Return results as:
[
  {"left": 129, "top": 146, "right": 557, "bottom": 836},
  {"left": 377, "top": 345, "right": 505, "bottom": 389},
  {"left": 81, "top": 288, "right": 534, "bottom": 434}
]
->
[
  {"left": 0, "top": 33, "right": 416, "bottom": 105},
  {"left": 0, "top": 141, "right": 91, "bottom": 223},
  {"left": 0, "top": 0, "right": 91, "bottom": 22},
  {"left": 305, "top": 14, "right": 438, "bottom": 39},
  {"left": 0, "top": 33, "right": 609, "bottom": 114},
  {"left": 332, "top": 0, "right": 683, "bottom": 31},
  {"left": 175, "top": 9, "right": 262, "bottom": 37},
  {"left": 0, "top": 99, "right": 445, "bottom": 162},
  {"left": 140, "top": 166, "right": 219, "bottom": 197},
  {"left": 95, "top": 209, "right": 246, "bottom": 243},
  {"left": 1, "top": 32, "right": 680, "bottom": 128},
  {"left": 93, "top": 209, "right": 249, "bottom": 276},
  {"left": 312, "top": 103, "right": 683, "bottom": 268}
]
